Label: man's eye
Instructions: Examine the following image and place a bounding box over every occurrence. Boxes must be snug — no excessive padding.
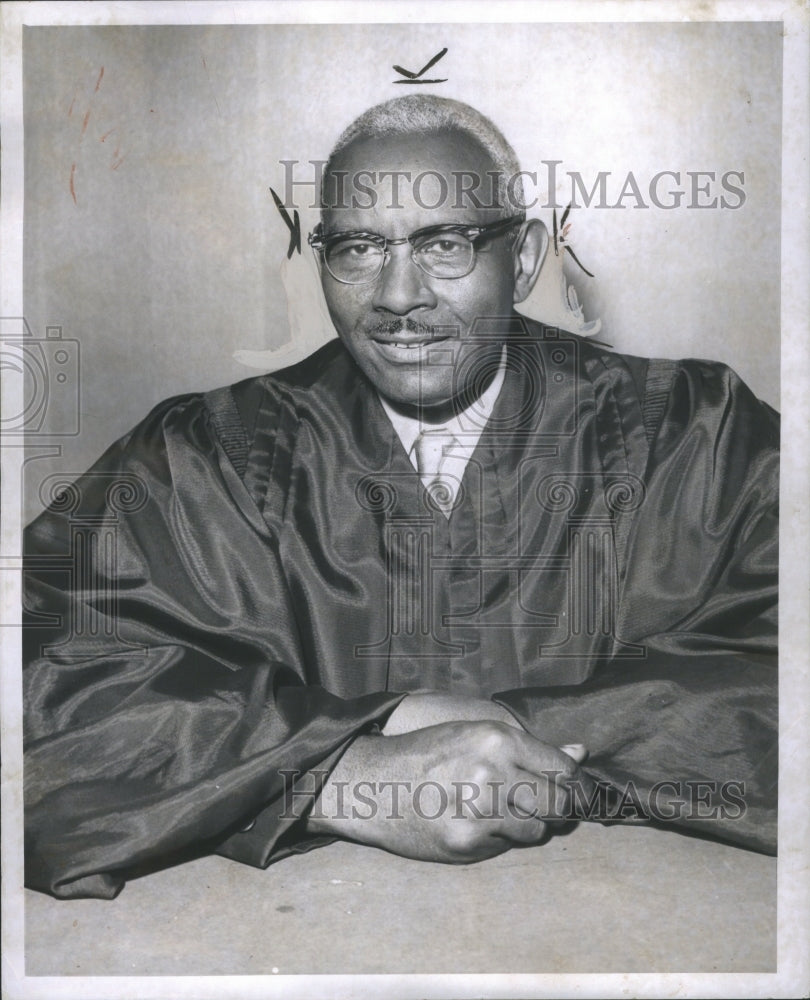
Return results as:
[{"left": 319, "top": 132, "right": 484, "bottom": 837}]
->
[
  {"left": 419, "top": 234, "right": 469, "bottom": 255},
  {"left": 330, "top": 240, "right": 377, "bottom": 258}
]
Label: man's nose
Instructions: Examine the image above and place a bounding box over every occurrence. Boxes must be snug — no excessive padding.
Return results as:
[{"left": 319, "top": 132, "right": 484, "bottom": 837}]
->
[{"left": 371, "top": 245, "right": 437, "bottom": 315}]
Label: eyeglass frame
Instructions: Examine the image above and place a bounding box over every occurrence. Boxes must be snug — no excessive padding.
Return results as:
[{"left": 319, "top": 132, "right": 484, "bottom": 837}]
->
[{"left": 307, "top": 214, "right": 526, "bottom": 285}]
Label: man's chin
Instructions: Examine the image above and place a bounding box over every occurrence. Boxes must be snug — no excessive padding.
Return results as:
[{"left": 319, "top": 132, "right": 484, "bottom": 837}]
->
[
  {"left": 368, "top": 357, "right": 500, "bottom": 421},
  {"left": 375, "top": 381, "right": 468, "bottom": 422}
]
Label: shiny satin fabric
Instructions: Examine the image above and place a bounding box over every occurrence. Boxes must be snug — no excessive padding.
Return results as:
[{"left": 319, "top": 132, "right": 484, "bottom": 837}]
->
[{"left": 23, "top": 321, "right": 778, "bottom": 898}]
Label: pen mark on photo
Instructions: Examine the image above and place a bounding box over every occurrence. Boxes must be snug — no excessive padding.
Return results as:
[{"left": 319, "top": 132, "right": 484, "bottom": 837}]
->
[
  {"left": 269, "top": 187, "right": 302, "bottom": 258},
  {"left": 393, "top": 47, "right": 448, "bottom": 85},
  {"left": 553, "top": 203, "right": 595, "bottom": 278}
]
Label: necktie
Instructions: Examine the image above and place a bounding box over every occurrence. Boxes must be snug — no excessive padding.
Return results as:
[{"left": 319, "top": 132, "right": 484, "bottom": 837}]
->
[{"left": 412, "top": 431, "right": 458, "bottom": 516}]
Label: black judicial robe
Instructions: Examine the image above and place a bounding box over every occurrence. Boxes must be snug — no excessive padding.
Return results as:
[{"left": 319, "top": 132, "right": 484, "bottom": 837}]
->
[{"left": 23, "top": 322, "right": 779, "bottom": 898}]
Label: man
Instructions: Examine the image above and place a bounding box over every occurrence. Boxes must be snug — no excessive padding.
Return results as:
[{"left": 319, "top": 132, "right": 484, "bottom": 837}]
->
[{"left": 23, "top": 96, "right": 778, "bottom": 899}]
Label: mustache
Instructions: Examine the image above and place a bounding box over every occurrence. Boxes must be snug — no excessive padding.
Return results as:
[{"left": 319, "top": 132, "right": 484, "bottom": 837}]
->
[{"left": 366, "top": 318, "right": 456, "bottom": 338}]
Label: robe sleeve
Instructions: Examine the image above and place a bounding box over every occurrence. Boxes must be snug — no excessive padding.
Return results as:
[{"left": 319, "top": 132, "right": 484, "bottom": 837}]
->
[
  {"left": 493, "top": 359, "right": 779, "bottom": 853},
  {"left": 23, "top": 393, "right": 404, "bottom": 899}
]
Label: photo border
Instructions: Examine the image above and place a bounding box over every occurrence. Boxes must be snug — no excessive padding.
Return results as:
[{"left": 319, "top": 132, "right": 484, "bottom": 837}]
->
[{"left": 2, "top": 2, "right": 807, "bottom": 998}]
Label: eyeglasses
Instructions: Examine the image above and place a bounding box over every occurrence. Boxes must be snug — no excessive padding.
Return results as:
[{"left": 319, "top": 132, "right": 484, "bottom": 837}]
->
[{"left": 307, "top": 215, "right": 525, "bottom": 285}]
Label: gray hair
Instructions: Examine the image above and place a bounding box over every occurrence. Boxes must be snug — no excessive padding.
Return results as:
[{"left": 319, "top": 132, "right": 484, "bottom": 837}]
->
[{"left": 322, "top": 95, "right": 527, "bottom": 216}]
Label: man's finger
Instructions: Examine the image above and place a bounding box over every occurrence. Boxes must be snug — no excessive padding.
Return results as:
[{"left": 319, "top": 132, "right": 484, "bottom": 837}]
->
[
  {"left": 560, "top": 742, "right": 588, "bottom": 763},
  {"left": 495, "top": 812, "right": 549, "bottom": 846},
  {"left": 511, "top": 730, "right": 585, "bottom": 784},
  {"left": 512, "top": 768, "right": 573, "bottom": 821}
]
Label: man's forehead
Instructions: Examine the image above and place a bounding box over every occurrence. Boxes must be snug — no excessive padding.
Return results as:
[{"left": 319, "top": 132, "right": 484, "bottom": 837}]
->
[
  {"left": 322, "top": 129, "right": 505, "bottom": 226},
  {"left": 328, "top": 128, "right": 496, "bottom": 174}
]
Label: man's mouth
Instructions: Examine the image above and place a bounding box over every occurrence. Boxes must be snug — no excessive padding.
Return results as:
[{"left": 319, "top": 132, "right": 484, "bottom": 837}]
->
[
  {"left": 367, "top": 320, "right": 454, "bottom": 358},
  {"left": 368, "top": 325, "right": 454, "bottom": 364},
  {"left": 378, "top": 340, "right": 428, "bottom": 349}
]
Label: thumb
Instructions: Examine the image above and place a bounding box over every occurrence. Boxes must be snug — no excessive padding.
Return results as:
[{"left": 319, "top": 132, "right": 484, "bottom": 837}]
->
[{"left": 560, "top": 742, "right": 588, "bottom": 763}]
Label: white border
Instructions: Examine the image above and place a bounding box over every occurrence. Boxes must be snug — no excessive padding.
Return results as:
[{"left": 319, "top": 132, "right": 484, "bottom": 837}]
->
[{"left": 2, "top": 2, "right": 808, "bottom": 998}]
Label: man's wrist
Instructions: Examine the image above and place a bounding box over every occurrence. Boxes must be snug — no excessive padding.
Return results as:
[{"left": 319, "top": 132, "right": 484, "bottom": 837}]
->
[
  {"left": 381, "top": 691, "right": 524, "bottom": 735},
  {"left": 304, "top": 733, "right": 380, "bottom": 837}
]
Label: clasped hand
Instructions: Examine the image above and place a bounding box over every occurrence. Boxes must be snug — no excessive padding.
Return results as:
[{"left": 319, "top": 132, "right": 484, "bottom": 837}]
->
[{"left": 307, "top": 696, "right": 590, "bottom": 863}]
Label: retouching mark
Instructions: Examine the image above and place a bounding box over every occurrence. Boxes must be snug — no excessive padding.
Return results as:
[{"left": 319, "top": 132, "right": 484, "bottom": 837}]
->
[
  {"left": 81, "top": 110, "right": 91, "bottom": 136},
  {"left": 392, "top": 78, "right": 448, "bottom": 86},
  {"left": 552, "top": 203, "right": 595, "bottom": 278},
  {"left": 393, "top": 47, "right": 448, "bottom": 85},
  {"left": 269, "top": 187, "right": 302, "bottom": 259},
  {"left": 100, "top": 129, "right": 116, "bottom": 143},
  {"left": 94, "top": 67, "right": 104, "bottom": 92},
  {"left": 201, "top": 54, "right": 222, "bottom": 118},
  {"left": 69, "top": 164, "right": 77, "bottom": 205}
]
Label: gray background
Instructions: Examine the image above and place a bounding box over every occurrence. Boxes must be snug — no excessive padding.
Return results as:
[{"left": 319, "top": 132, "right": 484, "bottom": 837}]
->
[{"left": 22, "top": 22, "right": 781, "bottom": 522}]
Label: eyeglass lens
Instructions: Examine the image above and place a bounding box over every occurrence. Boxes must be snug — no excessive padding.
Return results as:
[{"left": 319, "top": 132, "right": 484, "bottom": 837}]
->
[{"left": 325, "top": 231, "right": 475, "bottom": 283}]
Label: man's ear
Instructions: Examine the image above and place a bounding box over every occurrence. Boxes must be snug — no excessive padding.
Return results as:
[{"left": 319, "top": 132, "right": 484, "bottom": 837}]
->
[{"left": 512, "top": 219, "right": 549, "bottom": 304}]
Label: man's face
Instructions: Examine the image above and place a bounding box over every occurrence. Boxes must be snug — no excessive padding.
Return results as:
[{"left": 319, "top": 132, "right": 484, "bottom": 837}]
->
[{"left": 319, "top": 131, "right": 520, "bottom": 414}]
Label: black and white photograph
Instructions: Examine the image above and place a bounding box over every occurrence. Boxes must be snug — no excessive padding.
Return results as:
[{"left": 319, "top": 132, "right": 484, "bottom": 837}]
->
[{"left": 1, "top": 2, "right": 808, "bottom": 998}]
